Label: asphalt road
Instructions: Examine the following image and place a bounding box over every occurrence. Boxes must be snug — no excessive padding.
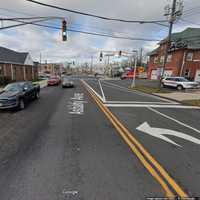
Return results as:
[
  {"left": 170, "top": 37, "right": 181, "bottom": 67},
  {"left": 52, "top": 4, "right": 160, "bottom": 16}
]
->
[
  {"left": 85, "top": 78, "right": 200, "bottom": 198},
  {"left": 0, "top": 77, "right": 199, "bottom": 199}
]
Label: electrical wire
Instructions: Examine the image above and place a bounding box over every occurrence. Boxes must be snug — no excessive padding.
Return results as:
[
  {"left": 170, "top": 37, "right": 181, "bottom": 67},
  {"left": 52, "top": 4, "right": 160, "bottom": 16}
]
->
[
  {"left": 182, "top": 6, "right": 200, "bottom": 17},
  {"left": 0, "top": 17, "right": 58, "bottom": 30},
  {"left": 0, "top": 16, "right": 61, "bottom": 21},
  {"left": 0, "top": 7, "right": 166, "bottom": 38},
  {"left": 27, "top": 22, "right": 162, "bottom": 41},
  {"left": 0, "top": 18, "right": 162, "bottom": 41},
  {"left": 26, "top": 0, "right": 168, "bottom": 24},
  {"left": 179, "top": 18, "right": 200, "bottom": 26}
]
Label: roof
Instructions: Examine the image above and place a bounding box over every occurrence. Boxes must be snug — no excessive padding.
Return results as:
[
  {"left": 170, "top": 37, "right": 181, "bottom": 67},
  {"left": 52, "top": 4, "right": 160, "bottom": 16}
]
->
[
  {"left": 148, "top": 28, "right": 200, "bottom": 56},
  {"left": 160, "top": 28, "right": 200, "bottom": 49},
  {"left": 0, "top": 46, "right": 29, "bottom": 65},
  {"left": 147, "top": 47, "right": 159, "bottom": 56}
]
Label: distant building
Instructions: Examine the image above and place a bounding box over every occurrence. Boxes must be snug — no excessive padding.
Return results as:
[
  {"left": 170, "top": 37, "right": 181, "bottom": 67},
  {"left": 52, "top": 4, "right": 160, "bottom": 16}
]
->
[
  {"left": 93, "top": 63, "right": 106, "bottom": 75},
  {"left": 147, "top": 28, "right": 200, "bottom": 82},
  {"left": 0, "top": 46, "right": 38, "bottom": 81},
  {"left": 39, "top": 63, "right": 64, "bottom": 75}
]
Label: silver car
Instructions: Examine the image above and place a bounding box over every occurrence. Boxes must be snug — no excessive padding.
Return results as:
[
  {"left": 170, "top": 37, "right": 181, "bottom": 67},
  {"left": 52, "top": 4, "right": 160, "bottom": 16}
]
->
[
  {"left": 62, "top": 78, "right": 74, "bottom": 88},
  {"left": 161, "top": 77, "right": 200, "bottom": 90}
]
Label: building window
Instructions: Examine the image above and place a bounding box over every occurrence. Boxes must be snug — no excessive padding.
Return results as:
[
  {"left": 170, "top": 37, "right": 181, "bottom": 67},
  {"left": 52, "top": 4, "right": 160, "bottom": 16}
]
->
[
  {"left": 154, "top": 57, "right": 159, "bottom": 64},
  {"left": 0, "top": 65, "right": 3, "bottom": 75},
  {"left": 160, "top": 56, "right": 164, "bottom": 64},
  {"left": 184, "top": 69, "right": 190, "bottom": 78},
  {"left": 186, "top": 52, "right": 193, "bottom": 61},
  {"left": 167, "top": 54, "right": 172, "bottom": 62}
]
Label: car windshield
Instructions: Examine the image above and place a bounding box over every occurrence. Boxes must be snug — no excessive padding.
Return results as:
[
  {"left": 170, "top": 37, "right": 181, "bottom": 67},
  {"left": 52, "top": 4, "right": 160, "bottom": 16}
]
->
[
  {"left": 178, "top": 77, "right": 189, "bottom": 82},
  {"left": 49, "top": 78, "right": 57, "bottom": 80},
  {"left": 3, "top": 84, "right": 22, "bottom": 92},
  {"left": 63, "top": 78, "right": 70, "bottom": 82}
]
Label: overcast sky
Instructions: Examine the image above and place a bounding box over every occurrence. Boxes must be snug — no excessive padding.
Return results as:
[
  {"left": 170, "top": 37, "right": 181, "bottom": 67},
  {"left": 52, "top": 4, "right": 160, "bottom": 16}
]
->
[{"left": 0, "top": 0, "right": 200, "bottom": 64}]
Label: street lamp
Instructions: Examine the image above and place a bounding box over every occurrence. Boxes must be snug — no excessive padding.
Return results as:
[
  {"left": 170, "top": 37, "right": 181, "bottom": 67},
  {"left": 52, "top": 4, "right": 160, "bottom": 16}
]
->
[{"left": 131, "top": 50, "right": 138, "bottom": 88}]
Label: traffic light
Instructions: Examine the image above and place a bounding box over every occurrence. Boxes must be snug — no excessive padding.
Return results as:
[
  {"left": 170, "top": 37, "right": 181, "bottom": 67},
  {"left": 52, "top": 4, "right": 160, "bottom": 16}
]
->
[
  {"left": 119, "top": 50, "right": 122, "bottom": 57},
  {"left": 62, "top": 19, "right": 67, "bottom": 41},
  {"left": 100, "top": 52, "right": 103, "bottom": 62}
]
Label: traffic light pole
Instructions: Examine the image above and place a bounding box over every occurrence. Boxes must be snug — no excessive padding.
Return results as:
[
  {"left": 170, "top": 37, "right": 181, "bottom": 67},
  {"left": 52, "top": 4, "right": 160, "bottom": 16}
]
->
[
  {"left": 159, "top": 0, "right": 177, "bottom": 87},
  {"left": 131, "top": 51, "right": 138, "bottom": 88}
]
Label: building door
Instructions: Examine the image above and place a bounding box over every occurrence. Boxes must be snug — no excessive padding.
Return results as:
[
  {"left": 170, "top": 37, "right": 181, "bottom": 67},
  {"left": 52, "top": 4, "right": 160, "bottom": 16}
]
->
[
  {"left": 151, "top": 69, "right": 158, "bottom": 80},
  {"left": 164, "top": 70, "right": 173, "bottom": 77},
  {"left": 195, "top": 69, "right": 200, "bottom": 82}
]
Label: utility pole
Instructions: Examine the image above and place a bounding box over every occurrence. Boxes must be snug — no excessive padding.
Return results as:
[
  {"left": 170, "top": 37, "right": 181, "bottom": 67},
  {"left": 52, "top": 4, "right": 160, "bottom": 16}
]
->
[
  {"left": 131, "top": 50, "right": 138, "bottom": 88},
  {"left": 139, "top": 48, "right": 143, "bottom": 66},
  {"left": 159, "top": 0, "right": 183, "bottom": 87},
  {"left": 90, "top": 56, "right": 93, "bottom": 74},
  {"left": 39, "top": 53, "right": 42, "bottom": 73}
]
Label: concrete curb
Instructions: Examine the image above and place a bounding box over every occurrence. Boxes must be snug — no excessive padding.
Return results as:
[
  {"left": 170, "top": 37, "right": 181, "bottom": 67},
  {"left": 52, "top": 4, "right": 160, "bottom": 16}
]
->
[{"left": 151, "top": 93, "right": 182, "bottom": 104}]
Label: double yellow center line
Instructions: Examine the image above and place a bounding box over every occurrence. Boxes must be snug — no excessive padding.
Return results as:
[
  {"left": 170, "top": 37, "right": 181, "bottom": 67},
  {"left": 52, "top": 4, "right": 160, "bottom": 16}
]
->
[{"left": 82, "top": 80, "right": 188, "bottom": 198}]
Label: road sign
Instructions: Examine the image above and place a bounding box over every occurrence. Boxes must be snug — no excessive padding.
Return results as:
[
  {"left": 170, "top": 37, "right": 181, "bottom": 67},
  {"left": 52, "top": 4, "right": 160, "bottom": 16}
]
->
[{"left": 137, "top": 122, "right": 200, "bottom": 147}]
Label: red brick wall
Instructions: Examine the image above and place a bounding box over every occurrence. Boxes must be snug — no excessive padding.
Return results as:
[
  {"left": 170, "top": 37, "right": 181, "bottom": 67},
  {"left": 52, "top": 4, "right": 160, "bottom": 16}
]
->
[
  {"left": 15, "top": 65, "right": 24, "bottom": 81},
  {"left": 147, "top": 45, "right": 200, "bottom": 80},
  {"left": 4, "top": 64, "right": 12, "bottom": 80},
  {"left": 2, "top": 64, "right": 38, "bottom": 82},
  {"left": 25, "top": 66, "right": 33, "bottom": 81}
]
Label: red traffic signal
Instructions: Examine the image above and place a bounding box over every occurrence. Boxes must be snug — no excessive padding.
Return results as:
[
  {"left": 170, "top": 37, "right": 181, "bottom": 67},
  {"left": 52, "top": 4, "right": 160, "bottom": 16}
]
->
[{"left": 62, "top": 20, "right": 67, "bottom": 41}]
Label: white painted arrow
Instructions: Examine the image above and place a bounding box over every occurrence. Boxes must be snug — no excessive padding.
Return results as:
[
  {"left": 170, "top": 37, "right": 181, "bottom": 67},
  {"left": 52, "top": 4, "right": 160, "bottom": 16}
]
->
[{"left": 136, "top": 122, "right": 200, "bottom": 147}]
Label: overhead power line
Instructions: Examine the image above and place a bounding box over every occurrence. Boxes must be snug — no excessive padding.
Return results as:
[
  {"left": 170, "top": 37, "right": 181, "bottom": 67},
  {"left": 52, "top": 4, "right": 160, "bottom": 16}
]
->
[
  {"left": 2, "top": 17, "right": 199, "bottom": 42},
  {"left": 0, "top": 17, "right": 58, "bottom": 30},
  {"left": 0, "top": 18, "right": 161, "bottom": 41},
  {"left": 0, "top": 7, "right": 169, "bottom": 38},
  {"left": 26, "top": 0, "right": 168, "bottom": 24},
  {"left": 179, "top": 18, "right": 200, "bottom": 26},
  {"left": 0, "top": 16, "right": 61, "bottom": 21},
  {"left": 182, "top": 6, "right": 200, "bottom": 17}
]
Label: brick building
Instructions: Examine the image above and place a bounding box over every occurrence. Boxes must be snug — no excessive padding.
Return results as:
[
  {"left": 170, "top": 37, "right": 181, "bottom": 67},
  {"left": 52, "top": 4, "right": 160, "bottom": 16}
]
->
[
  {"left": 0, "top": 46, "right": 38, "bottom": 82},
  {"left": 39, "top": 63, "right": 64, "bottom": 75},
  {"left": 147, "top": 28, "right": 200, "bottom": 82}
]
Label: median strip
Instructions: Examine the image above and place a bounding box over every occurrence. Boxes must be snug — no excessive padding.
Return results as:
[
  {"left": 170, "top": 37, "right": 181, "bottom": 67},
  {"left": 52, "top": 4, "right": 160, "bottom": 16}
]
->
[{"left": 81, "top": 79, "right": 188, "bottom": 198}]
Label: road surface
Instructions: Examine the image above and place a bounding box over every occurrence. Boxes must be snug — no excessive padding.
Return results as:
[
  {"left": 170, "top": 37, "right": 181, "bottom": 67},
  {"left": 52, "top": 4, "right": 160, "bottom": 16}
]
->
[{"left": 0, "top": 77, "right": 199, "bottom": 199}]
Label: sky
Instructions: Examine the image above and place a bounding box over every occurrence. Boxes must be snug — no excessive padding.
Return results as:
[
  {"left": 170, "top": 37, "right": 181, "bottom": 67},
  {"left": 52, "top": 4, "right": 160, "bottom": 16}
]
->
[{"left": 0, "top": 0, "right": 200, "bottom": 64}]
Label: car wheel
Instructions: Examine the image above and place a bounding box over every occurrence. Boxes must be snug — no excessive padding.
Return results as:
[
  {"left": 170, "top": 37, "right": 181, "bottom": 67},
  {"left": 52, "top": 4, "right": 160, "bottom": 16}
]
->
[
  {"left": 161, "top": 83, "right": 165, "bottom": 88},
  {"left": 177, "top": 85, "right": 183, "bottom": 91},
  {"left": 35, "top": 91, "right": 40, "bottom": 99},
  {"left": 18, "top": 99, "right": 25, "bottom": 110}
]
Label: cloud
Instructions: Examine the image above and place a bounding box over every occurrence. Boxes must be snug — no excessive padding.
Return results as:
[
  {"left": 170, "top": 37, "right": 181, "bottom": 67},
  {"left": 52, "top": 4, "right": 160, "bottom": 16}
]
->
[{"left": 0, "top": 0, "right": 199, "bottom": 63}]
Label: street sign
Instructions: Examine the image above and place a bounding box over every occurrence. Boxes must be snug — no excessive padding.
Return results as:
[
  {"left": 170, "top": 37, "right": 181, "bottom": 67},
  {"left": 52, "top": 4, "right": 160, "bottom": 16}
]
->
[{"left": 137, "top": 122, "right": 200, "bottom": 147}]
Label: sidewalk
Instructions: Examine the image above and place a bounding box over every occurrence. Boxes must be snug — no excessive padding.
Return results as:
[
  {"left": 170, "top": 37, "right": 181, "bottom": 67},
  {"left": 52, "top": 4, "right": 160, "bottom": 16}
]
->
[
  {"left": 33, "top": 80, "right": 47, "bottom": 89},
  {"left": 154, "top": 91, "right": 200, "bottom": 101}
]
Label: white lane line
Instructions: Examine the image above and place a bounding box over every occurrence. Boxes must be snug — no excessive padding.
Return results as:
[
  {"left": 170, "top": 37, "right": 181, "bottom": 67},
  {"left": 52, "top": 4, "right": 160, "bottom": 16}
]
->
[
  {"left": 148, "top": 107, "right": 200, "bottom": 134},
  {"left": 98, "top": 79, "right": 106, "bottom": 101},
  {"left": 81, "top": 80, "right": 105, "bottom": 103},
  {"left": 105, "top": 101, "right": 178, "bottom": 105},
  {"left": 105, "top": 104, "right": 200, "bottom": 109},
  {"left": 102, "top": 80, "right": 178, "bottom": 104}
]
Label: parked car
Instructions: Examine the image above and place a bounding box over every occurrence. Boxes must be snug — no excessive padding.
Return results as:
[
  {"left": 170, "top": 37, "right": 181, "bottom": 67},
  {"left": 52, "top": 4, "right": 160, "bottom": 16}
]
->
[
  {"left": 62, "top": 78, "right": 74, "bottom": 88},
  {"left": 38, "top": 74, "right": 50, "bottom": 80},
  {"left": 47, "top": 76, "right": 60, "bottom": 86},
  {"left": 120, "top": 71, "right": 138, "bottom": 80},
  {"left": 0, "top": 82, "right": 40, "bottom": 110},
  {"left": 161, "top": 77, "right": 200, "bottom": 90}
]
